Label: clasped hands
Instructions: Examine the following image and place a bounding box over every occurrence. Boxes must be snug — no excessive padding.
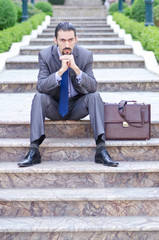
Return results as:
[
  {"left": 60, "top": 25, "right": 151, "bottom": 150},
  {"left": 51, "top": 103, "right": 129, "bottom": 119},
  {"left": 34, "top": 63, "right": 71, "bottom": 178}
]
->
[{"left": 58, "top": 55, "right": 80, "bottom": 77}]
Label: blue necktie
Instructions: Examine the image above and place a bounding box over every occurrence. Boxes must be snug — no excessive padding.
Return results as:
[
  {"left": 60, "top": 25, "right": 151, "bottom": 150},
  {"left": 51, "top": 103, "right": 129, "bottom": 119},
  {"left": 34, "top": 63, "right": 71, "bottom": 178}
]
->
[{"left": 59, "top": 69, "right": 69, "bottom": 117}]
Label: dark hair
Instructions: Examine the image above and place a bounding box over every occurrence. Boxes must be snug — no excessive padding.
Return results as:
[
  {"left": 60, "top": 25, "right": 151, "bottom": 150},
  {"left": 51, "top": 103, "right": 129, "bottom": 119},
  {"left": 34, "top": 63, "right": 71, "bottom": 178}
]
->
[{"left": 55, "top": 22, "right": 76, "bottom": 38}]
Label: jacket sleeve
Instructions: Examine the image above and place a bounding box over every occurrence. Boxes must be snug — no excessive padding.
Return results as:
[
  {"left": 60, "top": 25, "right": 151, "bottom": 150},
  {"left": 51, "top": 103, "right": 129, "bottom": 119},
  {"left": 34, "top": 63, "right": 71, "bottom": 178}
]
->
[
  {"left": 36, "top": 51, "right": 58, "bottom": 94},
  {"left": 77, "top": 51, "right": 97, "bottom": 93}
]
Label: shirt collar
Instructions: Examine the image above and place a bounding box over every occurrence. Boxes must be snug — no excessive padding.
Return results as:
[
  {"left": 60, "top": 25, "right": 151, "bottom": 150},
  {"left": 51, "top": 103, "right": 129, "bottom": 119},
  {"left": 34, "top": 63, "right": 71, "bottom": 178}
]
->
[{"left": 57, "top": 47, "right": 62, "bottom": 57}]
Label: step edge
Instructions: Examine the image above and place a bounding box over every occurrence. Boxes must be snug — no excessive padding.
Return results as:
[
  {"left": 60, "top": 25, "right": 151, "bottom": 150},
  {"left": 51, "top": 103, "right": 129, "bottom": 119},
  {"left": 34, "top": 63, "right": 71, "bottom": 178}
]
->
[
  {"left": 0, "top": 138, "right": 159, "bottom": 147},
  {"left": 0, "top": 216, "right": 159, "bottom": 232},
  {"left": 0, "top": 187, "right": 159, "bottom": 202},
  {"left": 1, "top": 161, "right": 159, "bottom": 173}
]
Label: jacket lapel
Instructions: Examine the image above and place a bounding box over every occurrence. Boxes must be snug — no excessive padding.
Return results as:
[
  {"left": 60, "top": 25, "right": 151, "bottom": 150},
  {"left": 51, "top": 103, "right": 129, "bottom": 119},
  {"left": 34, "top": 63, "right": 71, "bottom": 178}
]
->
[
  {"left": 52, "top": 45, "right": 61, "bottom": 71},
  {"left": 69, "top": 45, "right": 79, "bottom": 78}
]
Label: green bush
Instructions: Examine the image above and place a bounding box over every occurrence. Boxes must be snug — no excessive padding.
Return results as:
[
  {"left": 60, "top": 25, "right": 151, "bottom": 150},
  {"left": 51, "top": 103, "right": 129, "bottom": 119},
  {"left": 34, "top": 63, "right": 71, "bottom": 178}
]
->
[
  {"left": 123, "top": 6, "right": 131, "bottom": 17},
  {"left": 154, "top": 0, "right": 159, "bottom": 7},
  {"left": 13, "top": 1, "right": 41, "bottom": 19},
  {"left": 12, "top": 1, "right": 22, "bottom": 23},
  {"left": 15, "top": 6, "right": 22, "bottom": 23},
  {"left": 154, "top": 5, "right": 159, "bottom": 27},
  {"left": 0, "top": 0, "right": 17, "bottom": 30},
  {"left": 35, "top": 1, "right": 53, "bottom": 16},
  {"left": 0, "top": 12, "right": 46, "bottom": 53},
  {"left": 28, "top": 3, "right": 41, "bottom": 17},
  {"left": 130, "top": 0, "right": 145, "bottom": 22},
  {"left": 48, "top": 0, "right": 65, "bottom": 5},
  {"left": 140, "top": 26, "right": 159, "bottom": 60},
  {"left": 113, "top": 12, "right": 159, "bottom": 61},
  {"left": 108, "top": 1, "right": 128, "bottom": 15}
]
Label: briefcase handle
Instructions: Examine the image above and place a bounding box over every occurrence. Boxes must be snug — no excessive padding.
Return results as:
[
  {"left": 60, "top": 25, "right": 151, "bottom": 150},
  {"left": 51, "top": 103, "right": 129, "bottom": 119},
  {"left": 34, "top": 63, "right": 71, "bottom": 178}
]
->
[{"left": 118, "top": 100, "right": 145, "bottom": 128}]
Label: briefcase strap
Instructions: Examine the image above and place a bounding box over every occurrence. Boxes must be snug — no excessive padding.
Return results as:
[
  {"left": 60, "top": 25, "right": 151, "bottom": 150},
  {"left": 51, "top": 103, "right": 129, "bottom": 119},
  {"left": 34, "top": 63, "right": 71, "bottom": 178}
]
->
[{"left": 118, "top": 100, "right": 145, "bottom": 128}]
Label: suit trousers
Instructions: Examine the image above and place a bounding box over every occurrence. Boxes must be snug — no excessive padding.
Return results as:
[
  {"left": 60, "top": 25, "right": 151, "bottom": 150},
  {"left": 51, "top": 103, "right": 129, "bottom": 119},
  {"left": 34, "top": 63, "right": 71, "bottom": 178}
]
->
[{"left": 30, "top": 92, "right": 105, "bottom": 145}]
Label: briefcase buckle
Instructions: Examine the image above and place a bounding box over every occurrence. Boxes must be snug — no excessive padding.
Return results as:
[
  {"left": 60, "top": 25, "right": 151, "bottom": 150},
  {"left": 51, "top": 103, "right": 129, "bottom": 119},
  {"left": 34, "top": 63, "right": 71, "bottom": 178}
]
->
[{"left": 123, "top": 121, "right": 129, "bottom": 128}]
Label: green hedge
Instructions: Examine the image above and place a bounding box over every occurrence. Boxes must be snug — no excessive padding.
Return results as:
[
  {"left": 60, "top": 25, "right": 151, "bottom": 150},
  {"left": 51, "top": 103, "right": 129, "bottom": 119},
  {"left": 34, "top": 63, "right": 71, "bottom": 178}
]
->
[
  {"left": 108, "top": 1, "right": 128, "bottom": 15},
  {"left": 35, "top": 1, "right": 53, "bottom": 16},
  {"left": 130, "top": 0, "right": 145, "bottom": 22},
  {"left": 154, "top": 4, "right": 159, "bottom": 27},
  {"left": 48, "top": 0, "right": 65, "bottom": 5},
  {"left": 0, "top": 12, "right": 46, "bottom": 53},
  {"left": 0, "top": 0, "right": 17, "bottom": 30},
  {"left": 28, "top": 3, "right": 42, "bottom": 17},
  {"left": 154, "top": 0, "right": 159, "bottom": 7},
  {"left": 113, "top": 12, "right": 159, "bottom": 61}
]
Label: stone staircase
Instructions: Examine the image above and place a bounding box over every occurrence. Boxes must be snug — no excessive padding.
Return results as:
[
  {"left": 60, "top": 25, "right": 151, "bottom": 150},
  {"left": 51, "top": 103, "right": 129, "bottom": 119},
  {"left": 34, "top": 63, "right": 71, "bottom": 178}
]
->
[
  {"left": 53, "top": 0, "right": 106, "bottom": 17},
  {"left": 0, "top": 3, "right": 159, "bottom": 240}
]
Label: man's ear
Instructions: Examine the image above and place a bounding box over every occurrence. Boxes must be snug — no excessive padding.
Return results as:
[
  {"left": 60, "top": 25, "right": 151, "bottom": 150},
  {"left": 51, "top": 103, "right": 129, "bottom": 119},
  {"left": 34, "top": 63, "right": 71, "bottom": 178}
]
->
[
  {"left": 75, "top": 36, "right": 78, "bottom": 43},
  {"left": 54, "top": 37, "right": 57, "bottom": 45}
]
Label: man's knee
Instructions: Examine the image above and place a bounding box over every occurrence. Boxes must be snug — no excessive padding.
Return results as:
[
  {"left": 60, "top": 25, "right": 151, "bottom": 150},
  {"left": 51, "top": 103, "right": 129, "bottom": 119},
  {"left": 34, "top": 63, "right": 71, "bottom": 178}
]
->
[
  {"left": 32, "top": 93, "right": 50, "bottom": 107},
  {"left": 87, "top": 92, "right": 102, "bottom": 102}
]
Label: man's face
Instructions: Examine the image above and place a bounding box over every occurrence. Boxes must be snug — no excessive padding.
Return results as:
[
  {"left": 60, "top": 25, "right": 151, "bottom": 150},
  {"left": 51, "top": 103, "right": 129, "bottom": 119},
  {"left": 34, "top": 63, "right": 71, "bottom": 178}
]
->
[{"left": 54, "top": 30, "right": 77, "bottom": 55}]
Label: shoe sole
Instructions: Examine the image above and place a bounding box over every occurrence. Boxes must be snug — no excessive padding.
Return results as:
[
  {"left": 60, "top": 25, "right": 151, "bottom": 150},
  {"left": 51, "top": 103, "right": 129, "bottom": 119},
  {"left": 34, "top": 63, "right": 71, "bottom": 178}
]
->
[
  {"left": 95, "top": 158, "right": 119, "bottom": 167},
  {"left": 18, "top": 161, "right": 41, "bottom": 167}
]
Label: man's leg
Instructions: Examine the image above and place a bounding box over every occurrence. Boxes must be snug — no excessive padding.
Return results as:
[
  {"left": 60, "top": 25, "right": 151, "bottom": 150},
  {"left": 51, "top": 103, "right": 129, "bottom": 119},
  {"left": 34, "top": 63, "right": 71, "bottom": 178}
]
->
[
  {"left": 69, "top": 92, "right": 105, "bottom": 141},
  {"left": 30, "top": 92, "right": 61, "bottom": 144},
  {"left": 18, "top": 93, "right": 61, "bottom": 167},
  {"left": 70, "top": 92, "right": 119, "bottom": 167}
]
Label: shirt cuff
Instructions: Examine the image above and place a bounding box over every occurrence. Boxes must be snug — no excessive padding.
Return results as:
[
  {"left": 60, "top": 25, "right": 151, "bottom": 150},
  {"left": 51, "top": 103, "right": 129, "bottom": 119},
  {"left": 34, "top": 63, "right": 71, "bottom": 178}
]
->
[
  {"left": 55, "top": 71, "right": 62, "bottom": 85},
  {"left": 76, "top": 71, "right": 82, "bottom": 84}
]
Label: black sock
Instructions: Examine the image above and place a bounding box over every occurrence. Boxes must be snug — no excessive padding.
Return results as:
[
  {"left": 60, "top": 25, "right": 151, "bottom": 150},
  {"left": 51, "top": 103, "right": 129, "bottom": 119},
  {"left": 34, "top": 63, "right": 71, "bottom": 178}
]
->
[
  {"left": 30, "top": 140, "right": 39, "bottom": 149},
  {"left": 96, "top": 134, "right": 105, "bottom": 150}
]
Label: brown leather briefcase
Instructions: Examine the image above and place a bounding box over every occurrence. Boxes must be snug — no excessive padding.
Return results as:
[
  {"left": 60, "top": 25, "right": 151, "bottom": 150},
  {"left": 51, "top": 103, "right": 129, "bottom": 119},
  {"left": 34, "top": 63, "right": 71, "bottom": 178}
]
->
[{"left": 104, "top": 100, "right": 151, "bottom": 140}]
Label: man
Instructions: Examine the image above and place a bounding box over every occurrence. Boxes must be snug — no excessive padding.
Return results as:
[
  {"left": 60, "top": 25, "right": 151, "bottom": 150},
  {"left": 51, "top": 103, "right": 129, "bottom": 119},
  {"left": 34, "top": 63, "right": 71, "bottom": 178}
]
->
[{"left": 18, "top": 22, "right": 119, "bottom": 167}]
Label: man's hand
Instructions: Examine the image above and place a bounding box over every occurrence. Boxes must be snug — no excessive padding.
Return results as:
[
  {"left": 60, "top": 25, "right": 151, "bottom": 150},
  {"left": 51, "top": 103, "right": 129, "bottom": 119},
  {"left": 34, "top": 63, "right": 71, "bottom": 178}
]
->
[{"left": 58, "top": 55, "right": 81, "bottom": 77}]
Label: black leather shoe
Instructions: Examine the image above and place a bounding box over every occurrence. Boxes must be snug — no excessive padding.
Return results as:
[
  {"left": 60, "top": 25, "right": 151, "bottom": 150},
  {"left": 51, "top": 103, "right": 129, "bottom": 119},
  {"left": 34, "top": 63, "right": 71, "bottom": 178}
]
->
[
  {"left": 18, "top": 148, "right": 41, "bottom": 167},
  {"left": 95, "top": 147, "right": 119, "bottom": 167}
]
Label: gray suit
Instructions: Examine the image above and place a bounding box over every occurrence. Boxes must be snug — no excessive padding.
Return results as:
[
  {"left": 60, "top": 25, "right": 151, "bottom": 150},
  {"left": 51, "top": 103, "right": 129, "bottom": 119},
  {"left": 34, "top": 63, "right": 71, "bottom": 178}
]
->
[{"left": 30, "top": 44, "right": 105, "bottom": 145}]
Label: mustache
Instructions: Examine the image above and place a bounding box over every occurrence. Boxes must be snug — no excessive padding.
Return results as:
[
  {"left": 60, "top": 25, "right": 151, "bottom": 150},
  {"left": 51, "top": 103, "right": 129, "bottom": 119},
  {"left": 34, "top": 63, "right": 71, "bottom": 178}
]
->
[{"left": 62, "top": 48, "right": 72, "bottom": 55}]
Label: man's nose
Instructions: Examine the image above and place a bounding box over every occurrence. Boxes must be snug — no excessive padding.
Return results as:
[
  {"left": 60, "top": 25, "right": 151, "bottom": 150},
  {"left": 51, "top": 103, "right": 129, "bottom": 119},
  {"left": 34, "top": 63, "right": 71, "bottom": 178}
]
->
[{"left": 65, "top": 41, "right": 69, "bottom": 47}]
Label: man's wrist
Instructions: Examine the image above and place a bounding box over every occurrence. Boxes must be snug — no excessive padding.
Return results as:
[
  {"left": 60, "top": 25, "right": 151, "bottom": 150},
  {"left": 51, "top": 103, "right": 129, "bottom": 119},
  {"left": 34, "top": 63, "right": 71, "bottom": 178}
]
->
[
  {"left": 74, "top": 66, "right": 81, "bottom": 76},
  {"left": 58, "top": 68, "right": 65, "bottom": 77}
]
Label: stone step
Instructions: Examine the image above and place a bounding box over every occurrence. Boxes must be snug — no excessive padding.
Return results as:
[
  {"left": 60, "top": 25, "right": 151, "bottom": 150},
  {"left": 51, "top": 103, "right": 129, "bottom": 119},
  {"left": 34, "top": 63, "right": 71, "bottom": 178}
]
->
[
  {"left": 0, "top": 91, "right": 158, "bottom": 122},
  {"left": 0, "top": 137, "right": 159, "bottom": 163},
  {"left": 50, "top": 20, "right": 107, "bottom": 24},
  {"left": 48, "top": 23, "right": 109, "bottom": 28},
  {"left": 0, "top": 119, "right": 158, "bottom": 139},
  {"left": 0, "top": 216, "right": 159, "bottom": 239},
  {"left": 52, "top": 6, "right": 106, "bottom": 18},
  {"left": 37, "top": 32, "right": 118, "bottom": 38},
  {"left": 43, "top": 27, "right": 114, "bottom": 33},
  {"left": 2, "top": 68, "right": 159, "bottom": 94},
  {"left": 65, "top": 0, "right": 103, "bottom": 6},
  {"left": 51, "top": 17, "right": 107, "bottom": 21},
  {"left": 0, "top": 161, "right": 159, "bottom": 189},
  {"left": 30, "top": 38, "right": 125, "bottom": 46},
  {"left": 0, "top": 187, "right": 159, "bottom": 217},
  {"left": 6, "top": 54, "right": 144, "bottom": 69},
  {"left": 20, "top": 45, "right": 133, "bottom": 55}
]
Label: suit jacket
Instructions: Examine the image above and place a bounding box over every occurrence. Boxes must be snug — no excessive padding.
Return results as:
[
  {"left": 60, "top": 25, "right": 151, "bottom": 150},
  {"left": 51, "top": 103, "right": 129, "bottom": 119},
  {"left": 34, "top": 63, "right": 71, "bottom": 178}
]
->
[{"left": 37, "top": 45, "right": 97, "bottom": 101}]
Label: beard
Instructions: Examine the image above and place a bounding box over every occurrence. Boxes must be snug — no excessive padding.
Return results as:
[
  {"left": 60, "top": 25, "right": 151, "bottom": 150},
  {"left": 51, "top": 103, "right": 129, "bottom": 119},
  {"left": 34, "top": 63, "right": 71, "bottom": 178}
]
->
[{"left": 62, "top": 48, "right": 72, "bottom": 55}]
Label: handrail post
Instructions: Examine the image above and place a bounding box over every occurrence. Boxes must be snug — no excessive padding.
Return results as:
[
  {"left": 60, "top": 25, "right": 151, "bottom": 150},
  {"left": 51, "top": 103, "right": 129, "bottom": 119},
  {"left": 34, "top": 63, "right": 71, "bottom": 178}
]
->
[
  {"left": 145, "top": 0, "right": 154, "bottom": 26},
  {"left": 31, "top": 0, "right": 34, "bottom": 5},
  {"left": 118, "top": 0, "right": 123, "bottom": 12},
  {"left": 21, "top": 0, "right": 28, "bottom": 22}
]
